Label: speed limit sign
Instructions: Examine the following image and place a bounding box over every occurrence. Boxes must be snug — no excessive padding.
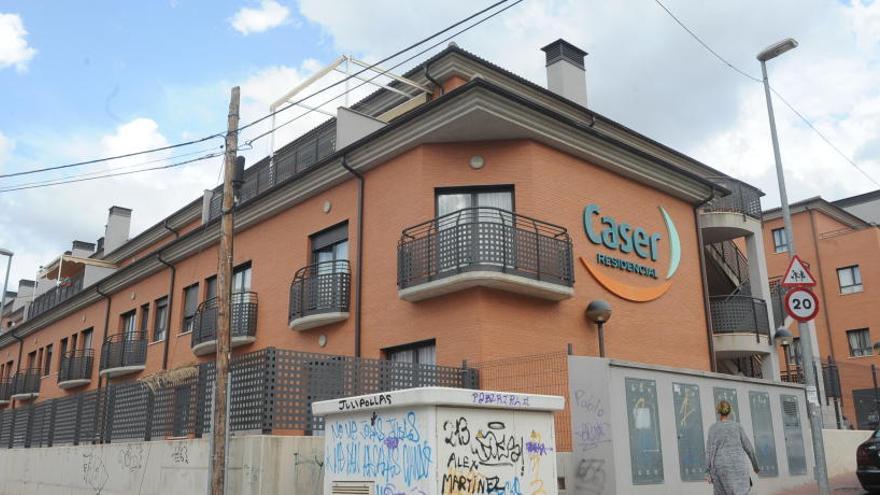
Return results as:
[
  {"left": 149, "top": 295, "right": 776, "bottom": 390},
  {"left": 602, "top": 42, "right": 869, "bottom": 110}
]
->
[{"left": 785, "top": 287, "right": 820, "bottom": 322}]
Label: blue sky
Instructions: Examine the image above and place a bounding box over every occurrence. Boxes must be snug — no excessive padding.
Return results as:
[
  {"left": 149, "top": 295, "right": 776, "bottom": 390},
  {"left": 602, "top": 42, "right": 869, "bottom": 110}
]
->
[{"left": 0, "top": 0, "right": 879, "bottom": 285}]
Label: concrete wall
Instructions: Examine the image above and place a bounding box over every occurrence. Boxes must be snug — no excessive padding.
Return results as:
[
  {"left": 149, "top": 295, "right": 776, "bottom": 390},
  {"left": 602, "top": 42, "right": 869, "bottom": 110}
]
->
[
  {"left": 0, "top": 435, "right": 324, "bottom": 495},
  {"left": 823, "top": 428, "right": 870, "bottom": 478}
]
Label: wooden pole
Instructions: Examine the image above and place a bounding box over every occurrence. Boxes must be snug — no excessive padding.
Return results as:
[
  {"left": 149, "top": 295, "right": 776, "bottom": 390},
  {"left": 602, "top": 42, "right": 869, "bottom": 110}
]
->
[{"left": 211, "top": 86, "right": 239, "bottom": 495}]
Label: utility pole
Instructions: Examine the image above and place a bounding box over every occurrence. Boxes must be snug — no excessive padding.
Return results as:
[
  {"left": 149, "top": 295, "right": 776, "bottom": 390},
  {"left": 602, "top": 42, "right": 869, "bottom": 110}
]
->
[{"left": 211, "top": 86, "right": 240, "bottom": 495}]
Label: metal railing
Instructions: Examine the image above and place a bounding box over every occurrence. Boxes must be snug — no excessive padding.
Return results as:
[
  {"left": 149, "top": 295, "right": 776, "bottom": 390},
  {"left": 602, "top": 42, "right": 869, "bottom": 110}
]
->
[
  {"left": 290, "top": 260, "right": 351, "bottom": 322},
  {"left": 398, "top": 207, "right": 574, "bottom": 289},
  {"left": 100, "top": 332, "right": 147, "bottom": 371},
  {"left": 0, "top": 377, "right": 12, "bottom": 401},
  {"left": 708, "top": 240, "right": 749, "bottom": 287},
  {"left": 191, "top": 291, "right": 258, "bottom": 349},
  {"left": 27, "top": 272, "right": 85, "bottom": 319},
  {"left": 11, "top": 368, "right": 41, "bottom": 397},
  {"left": 703, "top": 178, "right": 763, "bottom": 220},
  {"left": 58, "top": 349, "right": 94, "bottom": 384},
  {"left": 709, "top": 295, "right": 771, "bottom": 341},
  {"left": 770, "top": 282, "right": 787, "bottom": 328}
]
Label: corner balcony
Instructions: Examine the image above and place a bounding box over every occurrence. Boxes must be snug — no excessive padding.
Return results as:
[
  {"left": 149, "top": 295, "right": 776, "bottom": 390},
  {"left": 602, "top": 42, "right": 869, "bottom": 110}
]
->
[
  {"left": 27, "top": 272, "right": 84, "bottom": 319},
  {"left": 191, "top": 291, "right": 258, "bottom": 356},
  {"left": 289, "top": 260, "right": 351, "bottom": 331},
  {"left": 398, "top": 207, "right": 574, "bottom": 302},
  {"left": 58, "top": 349, "right": 94, "bottom": 389},
  {"left": 10, "top": 368, "right": 41, "bottom": 401},
  {"left": 710, "top": 295, "right": 772, "bottom": 356},
  {"left": 0, "top": 377, "right": 12, "bottom": 405},
  {"left": 99, "top": 332, "right": 147, "bottom": 378},
  {"left": 700, "top": 178, "right": 763, "bottom": 244}
]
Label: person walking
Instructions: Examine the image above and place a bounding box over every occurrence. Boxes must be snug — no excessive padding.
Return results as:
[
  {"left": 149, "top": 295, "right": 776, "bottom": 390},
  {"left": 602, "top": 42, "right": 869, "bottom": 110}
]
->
[{"left": 706, "top": 400, "right": 760, "bottom": 494}]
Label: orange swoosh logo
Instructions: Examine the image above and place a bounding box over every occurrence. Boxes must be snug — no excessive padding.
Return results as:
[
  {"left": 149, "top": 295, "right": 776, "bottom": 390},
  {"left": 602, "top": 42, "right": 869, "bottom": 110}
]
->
[{"left": 580, "top": 257, "right": 672, "bottom": 302}]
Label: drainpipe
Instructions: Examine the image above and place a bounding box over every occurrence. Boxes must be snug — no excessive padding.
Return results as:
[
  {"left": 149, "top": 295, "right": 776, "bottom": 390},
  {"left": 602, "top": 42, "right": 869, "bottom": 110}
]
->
[
  {"left": 425, "top": 61, "right": 444, "bottom": 99},
  {"left": 94, "top": 283, "right": 112, "bottom": 443},
  {"left": 158, "top": 219, "right": 180, "bottom": 370},
  {"left": 695, "top": 195, "right": 717, "bottom": 372},
  {"left": 341, "top": 156, "right": 364, "bottom": 358},
  {"left": 10, "top": 332, "right": 21, "bottom": 410},
  {"left": 806, "top": 207, "right": 836, "bottom": 359}
]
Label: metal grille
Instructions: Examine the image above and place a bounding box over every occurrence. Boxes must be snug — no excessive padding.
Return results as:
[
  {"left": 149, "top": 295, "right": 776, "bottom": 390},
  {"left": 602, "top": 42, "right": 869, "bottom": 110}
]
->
[
  {"left": 108, "top": 382, "right": 149, "bottom": 441},
  {"left": 290, "top": 260, "right": 351, "bottom": 322},
  {"left": 707, "top": 241, "right": 750, "bottom": 288},
  {"left": 100, "top": 331, "right": 147, "bottom": 371},
  {"left": 59, "top": 348, "right": 94, "bottom": 384},
  {"left": 0, "top": 377, "right": 11, "bottom": 401},
  {"left": 709, "top": 295, "right": 771, "bottom": 338},
  {"left": 11, "top": 368, "right": 41, "bottom": 396},
  {"left": 703, "top": 177, "right": 763, "bottom": 220},
  {"left": 11, "top": 408, "right": 30, "bottom": 448},
  {"left": 191, "top": 291, "right": 258, "bottom": 349},
  {"left": 398, "top": 207, "right": 573, "bottom": 290},
  {"left": 30, "top": 402, "right": 53, "bottom": 447},
  {"left": 769, "top": 281, "right": 787, "bottom": 328},
  {"left": 27, "top": 271, "right": 85, "bottom": 319}
]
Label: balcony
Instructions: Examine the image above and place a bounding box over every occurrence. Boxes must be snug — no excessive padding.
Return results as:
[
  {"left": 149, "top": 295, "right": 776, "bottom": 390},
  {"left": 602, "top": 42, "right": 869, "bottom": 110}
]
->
[
  {"left": 0, "top": 377, "right": 11, "bottom": 405},
  {"left": 289, "top": 260, "right": 351, "bottom": 331},
  {"left": 710, "top": 295, "right": 772, "bottom": 356},
  {"left": 10, "top": 368, "right": 41, "bottom": 401},
  {"left": 398, "top": 207, "right": 574, "bottom": 302},
  {"left": 701, "top": 178, "right": 763, "bottom": 243},
  {"left": 191, "top": 291, "right": 258, "bottom": 356},
  {"left": 27, "top": 272, "right": 84, "bottom": 320},
  {"left": 58, "top": 349, "right": 94, "bottom": 389},
  {"left": 99, "top": 332, "right": 147, "bottom": 378}
]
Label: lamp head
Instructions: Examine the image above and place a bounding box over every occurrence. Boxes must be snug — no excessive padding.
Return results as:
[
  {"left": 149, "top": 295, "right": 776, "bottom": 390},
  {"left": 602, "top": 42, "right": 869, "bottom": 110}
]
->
[
  {"left": 586, "top": 300, "right": 612, "bottom": 324},
  {"left": 0, "top": 248, "right": 12, "bottom": 257},
  {"left": 757, "top": 38, "right": 798, "bottom": 62},
  {"left": 774, "top": 327, "right": 794, "bottom": 346}
]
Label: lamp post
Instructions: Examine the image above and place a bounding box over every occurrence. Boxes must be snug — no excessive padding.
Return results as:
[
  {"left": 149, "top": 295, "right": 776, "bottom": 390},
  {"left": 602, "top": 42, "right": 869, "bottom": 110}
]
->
[
  {"left": 586, "top": 300, "right": 612, "bottom": 358},
  {"left": 759, "top": 38, "right": 830, "bottom": 494},
  {"left": 0, "top": 248, "right": 13, "bottom": 322}
]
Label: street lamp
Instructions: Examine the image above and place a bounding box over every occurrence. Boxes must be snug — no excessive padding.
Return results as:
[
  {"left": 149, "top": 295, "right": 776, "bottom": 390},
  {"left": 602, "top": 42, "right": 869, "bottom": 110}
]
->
[
  {"left": 586, "top": 300, "right": 612, "bottom": 358},
  {"left": 0, "top": 248, "right": 12, "bottom": 321},
  {"left": 758, "top": 38, "right": 830, "bottom": 494}
]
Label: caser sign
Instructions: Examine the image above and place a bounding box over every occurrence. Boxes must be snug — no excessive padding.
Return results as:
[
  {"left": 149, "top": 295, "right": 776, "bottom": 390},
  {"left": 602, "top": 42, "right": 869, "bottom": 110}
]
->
[{"left": 580, "top": 203, "right": 681, "bottom": 302}]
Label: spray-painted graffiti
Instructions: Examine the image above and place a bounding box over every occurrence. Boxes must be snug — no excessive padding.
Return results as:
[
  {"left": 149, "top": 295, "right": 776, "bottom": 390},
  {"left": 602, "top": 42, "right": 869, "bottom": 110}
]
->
[
  {"left": 571, "top": 390, "right": 611, "bottom": 452},
  {"left": 82, "top": 450, "right": 109, "bottom": 494},
  {"left": 325, "top": 410, "right": 433, "bottom": 494},
  {"left": 171, "top": 442, "right": 189, "bottom": 464},
  {"left": 471, "top": 392, "right": 531, "bottom": 407},
  {"left": 117, "top": 443, "right": 146, "bottom": 472},
  {"left": 573, "top": 458, "right": 606, "bottom": 495}
]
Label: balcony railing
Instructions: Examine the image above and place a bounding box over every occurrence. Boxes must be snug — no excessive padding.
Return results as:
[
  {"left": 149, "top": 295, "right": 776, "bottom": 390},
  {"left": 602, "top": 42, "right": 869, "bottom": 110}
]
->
[
  {"left": 58, "top": 349, "right": 94, "bottom": 387},
  {"left": 191, "top": 291, "right": 258, "bottom": 353},
  {"left": 289, "top": 260, "right": 351, "bottom": 329},
  {"left": 703, "top": 178, "right": 762, "bottom": 220},
  {"left": 398, "top": 207, "right": 574, "bottom": 293},
  {"left": 100, "top": 331, "right": 147, "bottom": 375},
  {"left": 709, "top": 295, "right": 771, "bottom": 341},
  {"left": 0, "top": 377, "right": 11, "bottom": 402},
  {"left": 11, "top": 368, "right": 41, "bottom": 399},
  {"left": 27, "top": 272, "right": 85, "bottom": 319}
]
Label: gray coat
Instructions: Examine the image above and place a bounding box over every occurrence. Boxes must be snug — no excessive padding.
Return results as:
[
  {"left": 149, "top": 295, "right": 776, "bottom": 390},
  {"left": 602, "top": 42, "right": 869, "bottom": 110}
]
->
[{"left": 705, "top": 420, "right": 760, "bottom": 495}]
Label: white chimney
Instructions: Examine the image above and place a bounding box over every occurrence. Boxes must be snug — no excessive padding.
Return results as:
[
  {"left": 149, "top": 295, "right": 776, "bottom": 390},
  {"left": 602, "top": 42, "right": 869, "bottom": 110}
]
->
[
  {"left": 103, "top": 206, "right": 132, "bottom": 255},
  {"left": 541, "top": 39, "right": 588, "bottom": 107}
]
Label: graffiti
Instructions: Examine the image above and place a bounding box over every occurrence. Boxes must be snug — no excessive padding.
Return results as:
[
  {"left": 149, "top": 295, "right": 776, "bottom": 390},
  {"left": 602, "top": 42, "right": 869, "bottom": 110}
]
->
[
  {"left": 117, "top": 443, "right": 145, "bottom": 472},
  {"left": 443, "top": 417, "right": 471, "bottom": 447},
  {"left": 242, "top": 464, "right": 261, "bottom": 485},
  {"left": 325, "top": 410, "right": 433, "bottom": 492},
  {"left": 571, "top": 390, "right": 611, "bottom": 452},
  {"left": 82, "top": 451, "right": 109, "bottom": 494},
  {"left": 472, "top": 423, "right": 523, "bottom": 469},
  {"left": 471, "top": 392, "right": 530, "bottom": 407},
  {"left": 294, "top": 453, "right": 324, "bottom": 492},
  {"left": 381, "top": 484, "right": 429, "bottom": 495},
  {"left": 338, "top": 393, "right": 392, "bottom": 411},
  {"left": 524, "top": 441, "right": 551, "bottom": 456},
  {"left": 527, "top": 431, "right": 548, "bottom": 495},
  {"left": 441, "top": 468, "right": 523, "bottom": 495},
  {"left": 573, "top": 458, "right": 606, "bottom": 495},
  {"left": 171, "top": 442, "right": 189, "bottom": 464}
]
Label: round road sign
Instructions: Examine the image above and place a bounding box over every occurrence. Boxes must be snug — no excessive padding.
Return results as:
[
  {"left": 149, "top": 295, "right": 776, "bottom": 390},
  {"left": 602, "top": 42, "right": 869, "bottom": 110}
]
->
[{"left": 784, "top": 287, "right": 819, "bottom": 323}]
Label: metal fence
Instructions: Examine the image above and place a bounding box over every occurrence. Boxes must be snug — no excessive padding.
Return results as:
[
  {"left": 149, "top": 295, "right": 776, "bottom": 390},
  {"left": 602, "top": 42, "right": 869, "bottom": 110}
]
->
[
  {"left": 703, "top": 177, "right": 763, "bottom": 220},
  {"left": 100, "top": 332, "right": 147, "bottom": 372},
  {"left": 289, "top": 260, "right": 351, "bottom": 323},
  {"left": 0, "top": 347, "right": 477, "bottom": 449},
  {"left": 398, "top": 207, "right": 574, "bottom": 290},
  {"left": 59, "top": 349, "right": 94, "bottom": 385},
  {"left": 191, "top": 291, "right": 259, "bottom": 349},
  {"left": 709, "top": 295, "right": 771, "bottom": 339}
]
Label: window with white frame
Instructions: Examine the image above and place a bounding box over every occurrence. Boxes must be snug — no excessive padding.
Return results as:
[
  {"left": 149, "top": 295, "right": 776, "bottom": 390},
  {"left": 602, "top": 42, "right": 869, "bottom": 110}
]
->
[
  {"left": 384, "top": 340, "right": 436, "bottom": 366},
  {"left": 847, "top": 328, "right": 872, "bottom": 357},
  {"left": 772, "top": 228, "right": 788, "bottom": 254},
  {"left": 837, "top": 265, "right": 863, "bottom": 294}
]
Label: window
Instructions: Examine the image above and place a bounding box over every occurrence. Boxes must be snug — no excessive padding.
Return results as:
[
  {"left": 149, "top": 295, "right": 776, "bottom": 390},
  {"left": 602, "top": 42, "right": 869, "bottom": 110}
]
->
[
  {"left": 384, "top": 340, "right": 436, "bottom": 366},
  {"left": 847, "top": 329, "right": 872, "bottom": 357},
  {"left": 311, "top": 224, "right": 348, "bottom": 268},
  {"left": 59, "top": 338, "right": 68, "bottom": 372},
  {"left": 81, "top": 328, "right": 93, "bottom": 350},
  {"left": 121, "top": 310, "right": 137, "bottom": 340},
  {"left": 140, "top": 303, "right": 150, "bottom": 335},
  {"left": 205, "top": 276, "right": 217, "bottom": 301},
  {"left": 786, "top": 337, "right": 802, "bottom": 365},
  {"left": 43, "top": 344, "right": 53, "bottom": 376},
  {"left": 772, "top": 228, "right": 788, "bottom": 254},
  {"left": 838, "top": 265, "right": 863, "bottom": 294},
  {"left": 153, "top": 297, "right": 169, "bottom": 342},
  {"left": 436, "top": 186, "right": 513, "bottom": 217},
  {"left": 232, "top": 263, "right": 252, "bottom": 293},
  {"left": 26, "top": 350, "right": 36, "bottom": 370},
  {"left": 182, "top": 284, "right": 199, "bottom": 334}
]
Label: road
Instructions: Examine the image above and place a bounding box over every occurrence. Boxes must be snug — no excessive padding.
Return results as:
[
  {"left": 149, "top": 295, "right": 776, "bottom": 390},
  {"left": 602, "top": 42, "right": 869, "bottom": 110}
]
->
[{"left": 772, "top": 473, "right": 867, "bottom": 494}]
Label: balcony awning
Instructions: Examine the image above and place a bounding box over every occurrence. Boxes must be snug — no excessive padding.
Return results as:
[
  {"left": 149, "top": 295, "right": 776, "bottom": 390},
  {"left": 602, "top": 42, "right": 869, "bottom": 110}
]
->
[{"left": 39, "top": 254, "right": 117, "bottom": 280}]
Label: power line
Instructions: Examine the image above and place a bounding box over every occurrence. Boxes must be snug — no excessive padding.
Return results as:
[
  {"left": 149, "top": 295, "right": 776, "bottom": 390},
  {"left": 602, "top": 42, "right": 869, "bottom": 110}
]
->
[
  {"left": 652, "top": 0, "right": 880, "bottom": 189},
  {"left": 0, "top": 153, "right": 223, "bottom": 193},
  {"left": 245, "top": 0, "right": 526, "bottom": 145}
]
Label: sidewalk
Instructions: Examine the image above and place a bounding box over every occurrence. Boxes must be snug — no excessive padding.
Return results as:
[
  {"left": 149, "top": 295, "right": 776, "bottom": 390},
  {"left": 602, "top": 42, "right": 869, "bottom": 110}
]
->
[{"left": 772, "top": 473, "right": 865, "bottom": 494}]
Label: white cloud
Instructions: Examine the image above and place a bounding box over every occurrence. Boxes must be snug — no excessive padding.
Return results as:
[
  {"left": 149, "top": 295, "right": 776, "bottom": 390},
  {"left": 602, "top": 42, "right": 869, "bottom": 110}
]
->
[
  {"left": 0, "top": 13, "right": 36, "bottom": 72},
  {"left": 230, "top": 0, "right": 291, "bottom": 35}
]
